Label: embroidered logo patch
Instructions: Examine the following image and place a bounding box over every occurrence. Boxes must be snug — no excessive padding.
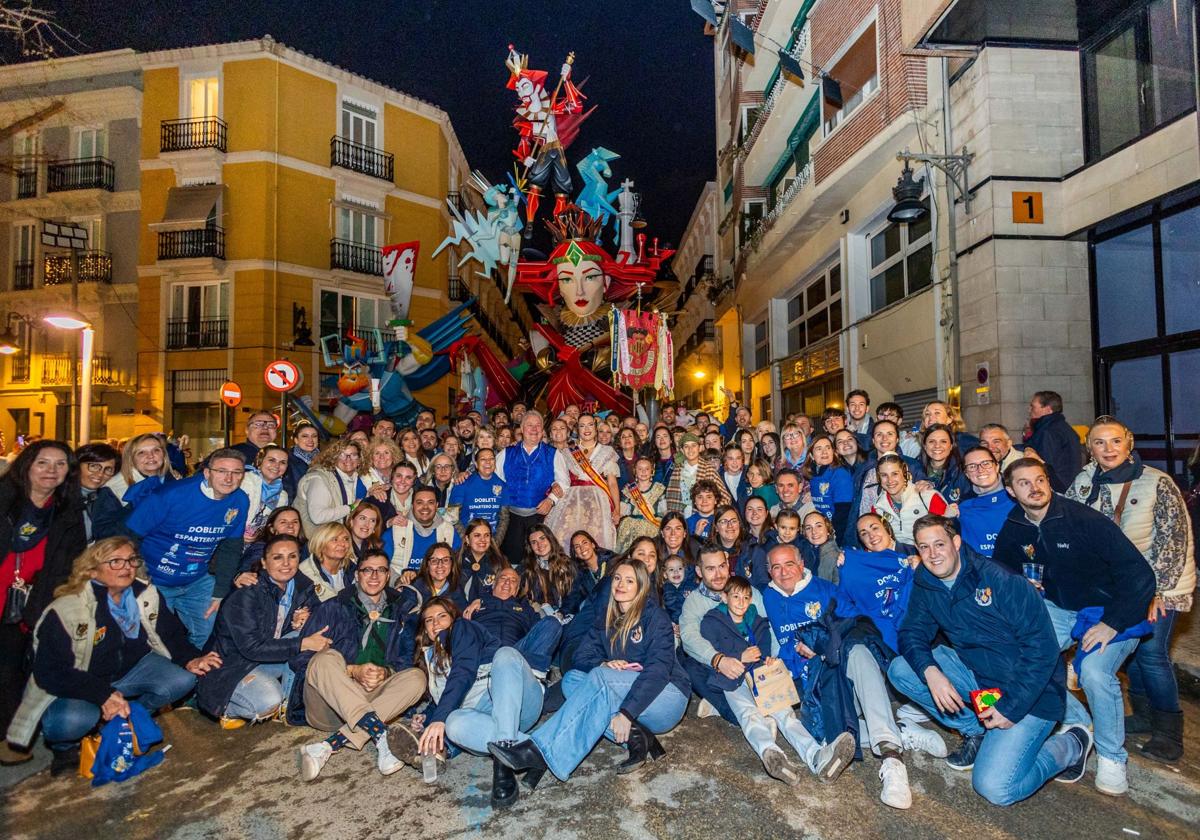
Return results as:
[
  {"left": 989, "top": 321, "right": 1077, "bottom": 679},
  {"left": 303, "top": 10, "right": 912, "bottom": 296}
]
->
[
  {"left": 948, "top": 489, "right": 961, "bottom": 502},
  {"left": 493, "top": 485, "right": 503, "bottom": 496},
  {"left": 224, "top": 507, "right": 238, "bottom": 526},
  {"left": 818, "top": 482, "right": 830, "bottom": 495},
  {"left": 75, "top": 623, "right": 88, "bottom": 639},
  {"left": 974, "top": 587, "right": 993, "bottom": 607},
  {"left": 1022, "top": 544, "right": 1036, "bottom": 560},
  {"left": 805, "top": 601, "right": 822, "bottom": 619},
  {"left": 17, "top": 522, "right": 37, "bottom": 538},
  {"left": 484, "top": 574, "right": 495, "bottom": 587},
  {"left": 631, "top": 626, "right": 643, "bottom": 644},
  {"left": 93, "top": 626, "right": 107, "bottom": 645}
]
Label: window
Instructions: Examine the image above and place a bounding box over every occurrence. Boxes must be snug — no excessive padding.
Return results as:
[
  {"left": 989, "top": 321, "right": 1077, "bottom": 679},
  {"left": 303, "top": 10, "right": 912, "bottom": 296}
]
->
[
  {"left": 867, "top": 200, "right": 933, "bottom": 311},
  {"left": 337, "top": 206, "right": 379, "bottom": 246},
  {"left": 7, "top": 318, "right": 31, "bottom": 382},
  {"left": 1092, "top": 195, "right": 1200, "bottom": 481},
  {"left": 752, "top": 319, "right": 769, "bottom": 370},
  {"left": 188, "top": 77, "right": 219, "bottom": 119},
  {"left": 168, "top": 281, "right": 229, "bottom": 349},
  {"left": 822, "top": 21, "right": 879, "bottom": 135},
  {"left": 1082, "top": 0, "right": 1196, "bottom": 161},
  {"left": 73, "top": 127, "right": 106, "bottom": 159},
  {"left": 342, "top": 100, "right": 378, "bottom": 148},
  {"left": 740, "top": 199, "right": 765, "bottom": 241},
  {"left": 785, "top": 264, "right": 843, "bottom": 355},
  {"left": 12, "top": 223, "right": 34, "bottom": 290},
  {"left": 319, "top": 289, "right": 389, "bottom": 340},
  {"left": 737, "top": 103, "right": 762, "bottom": 145}
]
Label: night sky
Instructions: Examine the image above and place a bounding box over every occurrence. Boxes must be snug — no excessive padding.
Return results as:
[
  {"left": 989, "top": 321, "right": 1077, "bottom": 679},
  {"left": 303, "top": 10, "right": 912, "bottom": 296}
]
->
[{"left": 27, "top": 1, "right": 716, "bottom": 247}]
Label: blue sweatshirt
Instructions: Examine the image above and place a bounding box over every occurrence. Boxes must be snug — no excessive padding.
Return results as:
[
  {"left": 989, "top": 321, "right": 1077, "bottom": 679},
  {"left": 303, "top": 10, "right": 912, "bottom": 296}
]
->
[
  {"left": 126, "top": 475, "right": 248, "bottom": 588},
  {"left": 762, "top": 574, "right": 838, "bottom": 680},
  {"left": 957, "top": 487, "right": 1014, "bottom": 558},
  {"left": 448, "top": 471, "right": 506, "bottom": 532},
  {"left": 809, "top": 465, "right": 854, "bottom": 519},
  {"left": 835, "top": 547, "right": 915, "bottom": 651}
]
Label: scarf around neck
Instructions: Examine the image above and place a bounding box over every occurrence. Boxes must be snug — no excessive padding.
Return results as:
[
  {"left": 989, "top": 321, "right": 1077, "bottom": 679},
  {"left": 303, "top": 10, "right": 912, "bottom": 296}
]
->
[
  {"left": 1086, "top": 452, "right": 1144, "bottom": 505},
  {"left": 293, "top": 446, "right": 316, "bottom": 465},
  {"left": 107, "top": 585, "right": 141, "bottom": 639}
]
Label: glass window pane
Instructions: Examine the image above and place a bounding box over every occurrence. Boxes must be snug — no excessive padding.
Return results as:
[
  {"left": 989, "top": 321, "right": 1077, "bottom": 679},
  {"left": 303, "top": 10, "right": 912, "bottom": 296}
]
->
[
  {"left": 1148, "top": 0, "right": 1196, "bottom": 126},
  {"left": 907, "top": 244, "right": 933, "bottom": 294},
  {"left": 807, "top": 311, "right": 829, "bottom": 343},
  {"left": 341, "top": 295, "right": 354, "bottom": 331},
  {"left": 1169, "top": 347, "right": 1200, "bottom": 440},
  {"left": 1161, "top": 204, "right": 1200, "bottom": 336},
  {"left": 908, "top": 198, "right": 932, "bottom": 242},
  {"left": 1088, "top": 25, "right": 1141, "bottom": 158},
  {"left": 829, "top": 265, "right": 841, "bottom": 295},
  {"left": 1109, "top": 355, "right": 1165, "bottom": 434},
  {"left": 755, "top": 321, "right": 767, "bottom": 341},
  {"left": 787, "top": 294, "right": 801, "bottom": 322},
  {"left": 788, "top": 323, "right": 803, "bottom": 354},
  {"left": 829, "top": 299, "right": 843, "bottom": 333},
  {"left": 320, "top": 290, "right": 338, "bottom": 332},
  {"left": 1095, "top": 224, "right": 1156, "bottom": 346},
  {"left": 871, "top": 225, "right": 901, "bottom": 268},
  {"left": 806, "top": 280, "right": 826, "bottom": 310},
  {"left": 870, "top": 263, "right": 905, "bottom": 311}
]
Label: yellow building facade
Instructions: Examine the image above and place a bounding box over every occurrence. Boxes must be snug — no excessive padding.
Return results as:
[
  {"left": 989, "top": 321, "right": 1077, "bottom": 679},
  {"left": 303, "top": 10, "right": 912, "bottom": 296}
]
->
[{"left": 137, "top": 37, "right": 473, "bottom": 458}]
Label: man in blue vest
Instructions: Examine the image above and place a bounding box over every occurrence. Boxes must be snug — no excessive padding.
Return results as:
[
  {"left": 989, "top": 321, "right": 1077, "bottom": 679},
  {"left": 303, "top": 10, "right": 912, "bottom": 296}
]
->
[{"left": 495, "top": 410, "right": 569, "bottom": 568}]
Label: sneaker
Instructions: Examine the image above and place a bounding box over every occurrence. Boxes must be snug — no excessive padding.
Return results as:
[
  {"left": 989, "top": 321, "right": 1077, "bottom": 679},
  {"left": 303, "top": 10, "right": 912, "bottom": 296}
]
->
[
  {"left": 1056, "top": 724, "right": 1093, "bottom": 784},
  {"left": 696, "top": 699, "right": 720, "bottom": 719},
  {"left": 761, "top": 747, "right": 802, "bottom": 786},
  {"left": 219, "top": 716, "right": 247, "bottom": 730},
  {"left": 812, "top": 732, "right": 855, "bottom": 783},
  {"left": 375, "top": 734, "right": 404, "bottom": 776},
  {"left": 900, "top": 722, "right": 947, "bottom": 758},
  {"left": 1095, "top": 755, "right": 1128, "bottom": 796},
  {"left": 386, "top": 721, "right": 422, "bottom": 768},
  {"left": 297, "top": 742, "right": 332, "bottom": 782},
  {"left": 895, "top": 703, "right": 932, "bottom": 727},
  {"left": 945, "top": 733, "right": 983, "bottom": 771},
  {"left": 878, "top": 756, "right": 912, "bottom": 810}
]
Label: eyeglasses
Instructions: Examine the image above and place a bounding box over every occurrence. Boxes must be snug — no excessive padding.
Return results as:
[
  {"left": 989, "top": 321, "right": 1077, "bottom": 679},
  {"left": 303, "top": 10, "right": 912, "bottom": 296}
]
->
[
  {"left": 357, "top": 567, "right": 389, "bottom": 577},
  {"left": 84, "top": 463, "right": 117, "bottom": 477},
  {"left": 248, "top": 421, "right": 277, "bottom": 430},
  {"left": 338, "top": 452, "right": 361, "bottom": 460},
  {"left": 963, "top": 461, "right": 998, "bottom": 474},
  {"left": 428, "top": 555, "right": 453, "bottom": 565},
  {"left": 208, "top": 468, "right": 245, "bottom": 478},
  {"left": 717, "top": 518, "right": 740, "bottom": 527},
  {"left": 104, "top": 555, "right": 142, "bottom": 570}
]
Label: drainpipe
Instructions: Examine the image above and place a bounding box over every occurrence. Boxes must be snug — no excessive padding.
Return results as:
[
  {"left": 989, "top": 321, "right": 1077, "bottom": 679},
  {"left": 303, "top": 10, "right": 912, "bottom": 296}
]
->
[{"left": 942, "top": 57, "right": 961, "bottom": 405}]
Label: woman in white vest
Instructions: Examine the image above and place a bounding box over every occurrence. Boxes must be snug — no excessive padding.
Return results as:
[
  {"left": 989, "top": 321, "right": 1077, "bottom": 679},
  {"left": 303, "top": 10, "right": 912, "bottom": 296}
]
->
[
  {"left": 1067, "top": 416, "right": 1196, "bottom": 764},
  {"left": 299, "top": 523, "right": 355, "bottom": 602},
  {"left": 240, "top": 445, "right": 290, "bottom": 540},
  {"left": 6, "top": 537, "right": 220, "bottom": 776},
  {"left": 295, "top": 439, "right": 379, "bottom": 537}
]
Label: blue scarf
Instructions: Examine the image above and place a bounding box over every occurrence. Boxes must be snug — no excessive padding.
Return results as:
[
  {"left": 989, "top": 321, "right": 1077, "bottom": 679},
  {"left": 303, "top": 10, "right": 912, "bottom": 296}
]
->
[
  {"left": 108, "top": 586, "right": 141, "bottom": 639},
  {"left": 1085, "top": 452, "right": 1144, "bottom": 506},
  {"left": 292, "top": 446, "right": 316, "bottom": 466},
  {"left": 259, "top": 474, "right": 283, "bottom": 509},
  {"left": 273, "top": 577, "right": 296, "bottom": 638}
]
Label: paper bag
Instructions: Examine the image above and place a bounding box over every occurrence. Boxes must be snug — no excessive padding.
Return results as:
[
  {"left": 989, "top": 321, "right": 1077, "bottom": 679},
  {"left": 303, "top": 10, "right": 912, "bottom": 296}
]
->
[{"left": 746, "top": 659, "right": 800, "bottom": 716}]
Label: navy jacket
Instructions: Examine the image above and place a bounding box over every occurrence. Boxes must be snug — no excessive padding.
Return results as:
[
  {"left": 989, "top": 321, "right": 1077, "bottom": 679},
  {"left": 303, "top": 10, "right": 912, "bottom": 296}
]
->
[
  {"left": 471, "top": 591, "right": 539, "bottom": 647},
  {"left": 699, "top": 607, "right": 772, "bottom": 692},
  {"left": 574, "top": 599, "right": 691, "bottom": 720},
  {"left": 563, "top": 574, "right": 613, "bottom": 645},
  {"left": 721, "top": 539, "right": 765, "bottom": 590},
  {"left": 993, "top": 494, "right": 1155, "bottom": 632},
  {"left": 1027, "top": 412, "right": 1082, "bottom": 492},
  {"left": 562, "top": 557, "right": 610, "bottom": 616},
  {"left": 424, "top": 618, "right": 500, "bottom": 724},
  {"left": 288, "top": 584, "right": 422, "bottom": 724},
  {"left": 718, "top": 468, "right": 751, "bottom": 509},
  {"left": 663, "top": 576, "right": 699, "bottom": 623},
  {"left": 282, "top": 452, "right": 311, "bottom": 501},
  {"left": 196, "top": 572, "right": 318, "bottom": 716},
  {"left": 899, "top": 549, "right": 1065, "bottom": 724}
]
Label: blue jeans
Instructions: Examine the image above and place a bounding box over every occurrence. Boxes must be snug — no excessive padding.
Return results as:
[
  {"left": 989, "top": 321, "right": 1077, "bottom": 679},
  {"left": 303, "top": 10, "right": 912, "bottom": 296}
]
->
[
  {"left": 1127, "top": 609, "right": 1180, "bottom": 713},
  {"left": 41, "top": 653, "right": 196, "bottom": 750},
  {"left": 445, "top": 647, "right": 544, "bottom": 754},
  {"left": 531, "top": 667, "right": 688, "bottom": 780},
  {"left": 157, "top": 574, "right": 216, "bottom": 649},
  {"left": 226, "top": 662, "right": 292, "bottom": 721},
  {"left": 1044, "top": 600, "right": 1139, "bottom": 763},
  {"left": 888, "top": 647, "right": 1077, "bottom": 806},
  {"left": 514, "top": 616, "right": 563, "bottom": 674},
  {"left": 678, "top": 648, "right": 738, "bottom": 725}
]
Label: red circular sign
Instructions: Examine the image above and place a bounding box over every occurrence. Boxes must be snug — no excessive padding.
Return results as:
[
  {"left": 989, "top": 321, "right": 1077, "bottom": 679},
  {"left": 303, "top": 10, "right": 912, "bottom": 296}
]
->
[
  {"left": 219, "top": 381, "right": 243, "bottom": 407},
  {"left": 264, "top": 360, "right": 302, "bottom": 393}
]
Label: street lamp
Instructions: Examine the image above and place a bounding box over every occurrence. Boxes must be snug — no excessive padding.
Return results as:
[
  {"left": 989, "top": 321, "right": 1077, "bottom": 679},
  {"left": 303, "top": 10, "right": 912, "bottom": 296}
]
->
[
  {"left": 43, "top": 309, "right": 95, "bottom": 445},
  {"left": 0, "top": 329, "right": 19, "bottom": 355},
  {"left": 692, "top": 369, "right": 707, "bottom": 380},
  {"left": 887, "top": 163, "right": 928, "bottom": 224}
]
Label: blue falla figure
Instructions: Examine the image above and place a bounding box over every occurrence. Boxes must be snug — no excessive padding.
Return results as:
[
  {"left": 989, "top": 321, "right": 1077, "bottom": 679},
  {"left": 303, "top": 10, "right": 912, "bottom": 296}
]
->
[{"left": 575, "top": 147, "right": 622, "bottom": 236}]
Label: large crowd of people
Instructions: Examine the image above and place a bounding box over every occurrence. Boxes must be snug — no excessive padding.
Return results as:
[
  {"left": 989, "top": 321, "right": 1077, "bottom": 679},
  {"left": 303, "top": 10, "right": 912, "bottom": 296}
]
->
[{"left": 0, "top": 388, "right": 1195, "bottom": 813}]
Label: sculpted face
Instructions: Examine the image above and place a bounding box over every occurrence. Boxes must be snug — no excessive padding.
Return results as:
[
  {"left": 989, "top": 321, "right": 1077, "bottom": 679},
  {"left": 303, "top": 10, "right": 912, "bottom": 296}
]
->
[{"left": 555, "top": 244, "right": 609, "bottom": 319}]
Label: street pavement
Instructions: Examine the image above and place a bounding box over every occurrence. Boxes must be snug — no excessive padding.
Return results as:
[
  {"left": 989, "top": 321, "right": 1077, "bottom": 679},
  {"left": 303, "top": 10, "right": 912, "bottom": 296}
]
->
[{"left": 4, "top": 692, "right": 1199, "bottom": 840}]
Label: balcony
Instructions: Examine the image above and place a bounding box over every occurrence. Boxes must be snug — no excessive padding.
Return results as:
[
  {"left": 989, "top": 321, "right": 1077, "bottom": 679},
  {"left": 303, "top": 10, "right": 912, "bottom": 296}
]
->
[
  {"left": 47, "top": 157, "right": 114, "bottom": 193},
  {"left": 15, "top": 168, "right": 37, "bottom": 199},
  {"left": 330, "top": 136, "right": 394, "bottom": 182},
  {"left": 330, "top": 239, "right": 383, "bottom": 276},
  {"left": 678, "top": 319, "right": 717, "bottom": 359},
  {"left": 41, "top": 353, "right": 121, "bottom": 386},
  {"left": 158, "top": 227, "right": 225, "bottom": 260},
  {"left": 166, "top": 317, "right": 228, "bottom": 350},
  {"left": 43, "top": 250, "right": 112, "bottom": 286},
  {"left": 11, "top": 261, "right": 34, "bottom": 291},
  {"left": 161, "top": 117, "right": 228, "bottom": 153},
  {"left": 449, "top": 274, "right": 467, "bottom": 302}
]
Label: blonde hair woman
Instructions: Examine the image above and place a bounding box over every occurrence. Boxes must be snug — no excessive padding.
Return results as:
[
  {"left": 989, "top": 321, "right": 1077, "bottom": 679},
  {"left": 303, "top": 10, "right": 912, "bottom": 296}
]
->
[
  {"left": 488, "top": 559, "right": 690, "bottom": 783},
  {"left": 294, "top": 439, "right": 371, "bottom": 537},
  {"left": 7, "top": 538, "right": 219, "bottom": 774},
  {"left": 301, "top": 522, "right": 355, "bottom": 601},
  {"left": 364, "top": 436, "right": 403, "bottom": 489}
]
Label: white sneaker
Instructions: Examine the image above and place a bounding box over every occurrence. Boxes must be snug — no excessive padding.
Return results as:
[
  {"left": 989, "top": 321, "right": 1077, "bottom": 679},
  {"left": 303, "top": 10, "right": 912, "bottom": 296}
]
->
[
  {"left": 896, "top": 703, "right": 931, "bottom": 726},
  {"left": 879, "top": 756, "right": 913, "bottom": 810},
  {"left": 696, "top": 699, "right": 719, "bottom": 719},
  {"left": 1095, "top": 755, "right": 1128, "bottom": 796},
  {"left": 297, "top": 742, "right": 332, "bottom": 782},
  {"left": 900, "top": 722, "right": 948, "bottom": 758},
  {"left": 376, "top": 733, "right": 404, "bottom": 776}
]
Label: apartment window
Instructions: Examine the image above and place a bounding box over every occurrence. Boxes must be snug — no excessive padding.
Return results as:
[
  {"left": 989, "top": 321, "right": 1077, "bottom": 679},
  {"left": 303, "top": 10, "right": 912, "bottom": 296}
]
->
[
  {"left": 7, "top": 318, "right": 31, "bottom": 382},
  {"left": 786, "top": 264, "right": 843, "bottom": 355},
  {"left": 14, "top": 132, "right": 38, "bottom": 199},
  {"left": 1082, "top": 0, "right": 1196, "bottom": 161},
  {"left": 737, "top": 103, "right": 762, "bottom": 145},
  {"left": 868, "top": 200, "right": 932, "bottom": 311},
  {"left": 342, "top": 100, "right": 378, "bottom": 148},
  {"left": 168, "top": 281, "right": 229, "bottom": 349},
  {"left": 337, "top": 206, "right": 380, "bottom": 246},
  {"left": 188, "top": 77, "right": 220, "bottom": 119},
  {"left": 73, "top": 127, "right": 106, "bottom": 159},
  {"left": 12, "top": 223, "right": 34, "bottom": 290},
  {"left": 740, "top": 199, "right": 765, "bottom": 241},
  {"left": 823, "top": 21, "right": 879, "bottom": 135},
  {"left": 752, "top": 319, "right": 769, "bottom": 370},
  {"left": 319, "top": 289, "right": 388, "bottom": 339}
]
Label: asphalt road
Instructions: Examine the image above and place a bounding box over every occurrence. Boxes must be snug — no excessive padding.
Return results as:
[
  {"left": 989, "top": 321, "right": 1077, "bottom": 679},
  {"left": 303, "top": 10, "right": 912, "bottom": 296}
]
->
[{"left": 4, "top": 693, "right": 1199, "bottom": 840}]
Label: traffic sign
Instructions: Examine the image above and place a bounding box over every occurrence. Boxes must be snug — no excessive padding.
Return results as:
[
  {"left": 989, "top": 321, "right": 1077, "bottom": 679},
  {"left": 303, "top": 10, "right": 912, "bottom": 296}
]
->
[
  {"left": 219, "top": 381, "right": 243, "bottom": 407},
  {"left": 264, "top": 360, "right": 302, "bottom": 393}
]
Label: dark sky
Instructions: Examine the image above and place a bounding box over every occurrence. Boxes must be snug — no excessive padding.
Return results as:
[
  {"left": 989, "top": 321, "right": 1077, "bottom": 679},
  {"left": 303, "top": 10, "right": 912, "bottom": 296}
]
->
[{"left": 33, "top": 0, "right": 716, "bottom": 246}]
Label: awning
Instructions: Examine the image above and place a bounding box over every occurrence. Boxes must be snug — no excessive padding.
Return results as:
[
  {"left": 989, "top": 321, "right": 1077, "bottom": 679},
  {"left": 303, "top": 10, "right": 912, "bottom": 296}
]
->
[{"left": 150, "top": 185, "right": 223, "bottom": 231}]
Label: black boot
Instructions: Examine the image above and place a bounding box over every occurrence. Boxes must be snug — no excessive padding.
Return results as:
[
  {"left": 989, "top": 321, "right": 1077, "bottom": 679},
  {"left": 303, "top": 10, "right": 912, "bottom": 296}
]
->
[
  {"left": 617, "top": 720, "right": 665, "bottom": 774},
  {"left": 50, "top": 745, "right": 80, "bottom": 778},
  {"left": 541, "top": 680, "right": 565, "bottom": 714},
  {"left": 521, "top": 766, "right": 547, "bottom": 792},
  {"left": 488, "top": 739, "right": 548, "bottom": 774},
  {"left": 1125, "top": 692, "right": 1151, "bottom": 737},
  {"left": 1140, "top": 709, "right": 1184, "bottom": 764},
  {"left": 491, "top": 757, "right": 519, "bottom": 808}
]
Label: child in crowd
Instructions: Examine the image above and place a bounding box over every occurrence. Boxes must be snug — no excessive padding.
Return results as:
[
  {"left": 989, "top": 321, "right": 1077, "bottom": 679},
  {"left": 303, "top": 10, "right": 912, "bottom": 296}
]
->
[
  {"left": 760, "top": 509, "right": 805, "bottom": 553},
  {"left": 801, "top": 511, "right": 840, "bottom": 585},
  {"left": 686, "top": 480, "right": 721, "bottom": 539},
  {"left": 662, "top": 554, "right": 698, "bottom": 624},
  {"left": 701, "top": 576, "right": 854, "bottom": 786}
]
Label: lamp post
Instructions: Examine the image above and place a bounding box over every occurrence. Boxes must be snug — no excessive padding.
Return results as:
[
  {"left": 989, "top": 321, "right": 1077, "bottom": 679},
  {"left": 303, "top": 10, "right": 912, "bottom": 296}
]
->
[{"left": 43, "top": 310, "right": 93, "bottom": 446}]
